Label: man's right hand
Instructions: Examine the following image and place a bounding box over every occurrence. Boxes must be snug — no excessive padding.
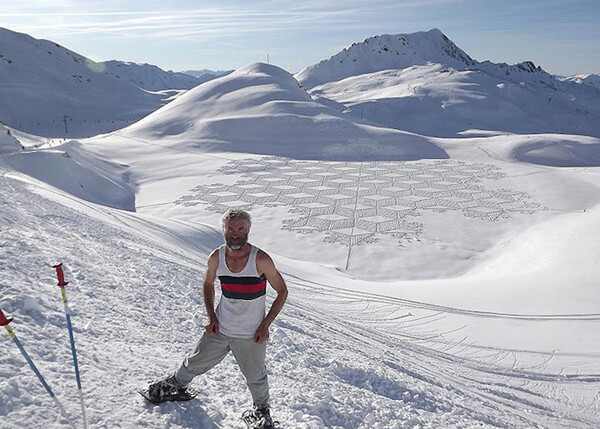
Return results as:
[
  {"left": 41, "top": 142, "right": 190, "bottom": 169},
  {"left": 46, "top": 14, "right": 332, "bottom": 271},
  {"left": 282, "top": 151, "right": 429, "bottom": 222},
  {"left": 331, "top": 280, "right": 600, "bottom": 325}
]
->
[{"left": 205, "top": 316, "right": 220, "bottom": 336}]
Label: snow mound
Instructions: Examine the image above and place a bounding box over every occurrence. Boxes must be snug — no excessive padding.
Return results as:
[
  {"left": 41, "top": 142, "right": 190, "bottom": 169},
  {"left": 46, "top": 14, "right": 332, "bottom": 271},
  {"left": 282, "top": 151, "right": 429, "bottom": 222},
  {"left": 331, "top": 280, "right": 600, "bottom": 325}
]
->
[
  {"left": 123, "top": 62, "right": 448, "bottom": 161},
  {"left": 3, "top": 140, "right": 135, "bottom": 210},
  {"left": 0, "top": 124, "right": 23, "bottom": 154},
  {"left": 512, "top": 138, "right": 600, "bottom": 167},
  {"left": 0, "top": 27, "right": 167, "bottom": 138},
  {"left": 474, "top": 204, "right": 600, "bottom": 280}
]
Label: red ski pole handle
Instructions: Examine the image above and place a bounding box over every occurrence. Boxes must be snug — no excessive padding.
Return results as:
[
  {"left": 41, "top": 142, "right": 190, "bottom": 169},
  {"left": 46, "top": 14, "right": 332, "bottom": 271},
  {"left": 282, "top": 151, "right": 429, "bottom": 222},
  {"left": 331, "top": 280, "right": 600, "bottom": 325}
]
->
[
  {"left": 53, "top": 263, "right": 69, "bottom": 287},
  {"left": 0, "top": 309, "right": 13, "bottom": 326}
]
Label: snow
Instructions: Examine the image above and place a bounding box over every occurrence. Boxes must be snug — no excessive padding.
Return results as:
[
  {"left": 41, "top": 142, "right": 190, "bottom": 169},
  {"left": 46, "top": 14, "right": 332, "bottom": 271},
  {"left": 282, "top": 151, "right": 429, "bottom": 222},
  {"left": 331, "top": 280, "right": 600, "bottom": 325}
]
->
[{"left": 1, "top": 28, "right": 600, "bottom": 429}]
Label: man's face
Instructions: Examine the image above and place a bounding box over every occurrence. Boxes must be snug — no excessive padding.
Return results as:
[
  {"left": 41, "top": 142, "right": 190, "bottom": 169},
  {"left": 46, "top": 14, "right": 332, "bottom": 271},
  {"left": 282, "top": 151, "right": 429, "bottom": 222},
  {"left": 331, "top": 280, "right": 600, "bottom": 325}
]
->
[{"left": 224, "top": 219, "right": 250, "bottom": 250}]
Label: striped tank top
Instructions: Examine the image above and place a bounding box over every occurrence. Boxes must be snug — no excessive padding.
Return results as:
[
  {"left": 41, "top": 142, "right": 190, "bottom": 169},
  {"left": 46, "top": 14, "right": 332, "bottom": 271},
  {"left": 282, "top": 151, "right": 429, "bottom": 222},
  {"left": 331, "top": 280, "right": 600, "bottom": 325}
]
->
[{"left": 215, "top": 244, "right": 267, "bottom": 339}]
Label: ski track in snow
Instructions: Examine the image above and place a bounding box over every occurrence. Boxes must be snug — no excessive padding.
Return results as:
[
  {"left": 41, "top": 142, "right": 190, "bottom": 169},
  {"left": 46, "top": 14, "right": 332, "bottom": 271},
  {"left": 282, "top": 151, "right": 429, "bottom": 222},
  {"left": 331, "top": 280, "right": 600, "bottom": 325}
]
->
[{"left": 1, "top": 169, "right": 599, "bottom": 428}]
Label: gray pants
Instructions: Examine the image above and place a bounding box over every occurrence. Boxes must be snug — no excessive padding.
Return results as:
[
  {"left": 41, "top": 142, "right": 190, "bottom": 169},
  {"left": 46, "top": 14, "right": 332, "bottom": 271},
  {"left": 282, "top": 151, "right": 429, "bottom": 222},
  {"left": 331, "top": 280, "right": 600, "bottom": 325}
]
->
[{"left": 174, "top": 332, "right": 269, "bottom": 406}]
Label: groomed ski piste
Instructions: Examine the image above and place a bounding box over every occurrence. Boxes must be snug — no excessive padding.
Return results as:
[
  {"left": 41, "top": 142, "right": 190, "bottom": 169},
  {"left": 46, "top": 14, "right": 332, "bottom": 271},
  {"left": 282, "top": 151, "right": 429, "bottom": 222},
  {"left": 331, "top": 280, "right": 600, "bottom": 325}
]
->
[{"left": 1, "top": 60, "right": 600, "bottom": 429}]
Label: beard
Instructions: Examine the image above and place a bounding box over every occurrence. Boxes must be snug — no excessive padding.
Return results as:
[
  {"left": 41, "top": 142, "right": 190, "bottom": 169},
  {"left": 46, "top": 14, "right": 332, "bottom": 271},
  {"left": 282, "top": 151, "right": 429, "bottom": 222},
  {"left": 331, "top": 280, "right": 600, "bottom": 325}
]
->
[{"left": 225, "top": 233, "right": 248, "bottom": 250}]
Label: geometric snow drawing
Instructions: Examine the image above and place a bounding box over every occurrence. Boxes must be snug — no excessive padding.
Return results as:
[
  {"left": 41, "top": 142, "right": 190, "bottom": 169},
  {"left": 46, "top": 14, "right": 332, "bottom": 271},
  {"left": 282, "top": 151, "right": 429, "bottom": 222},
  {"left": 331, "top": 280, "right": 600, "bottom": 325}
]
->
[{"left": 175, "top": 157, "right": 544, "bottom": 251}]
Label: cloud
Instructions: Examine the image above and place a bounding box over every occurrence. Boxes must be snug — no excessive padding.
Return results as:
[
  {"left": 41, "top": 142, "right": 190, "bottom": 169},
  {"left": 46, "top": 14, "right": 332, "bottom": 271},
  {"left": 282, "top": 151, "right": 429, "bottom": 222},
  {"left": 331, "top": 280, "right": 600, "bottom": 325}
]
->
[{"left": 0, "top": 1, "right": 464, "bottom": 41}]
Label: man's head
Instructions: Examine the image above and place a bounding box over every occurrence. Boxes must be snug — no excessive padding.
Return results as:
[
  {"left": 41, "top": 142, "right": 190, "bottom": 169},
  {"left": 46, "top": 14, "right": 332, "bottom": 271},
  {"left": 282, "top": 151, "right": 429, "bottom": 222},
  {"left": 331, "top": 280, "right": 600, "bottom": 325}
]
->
[{"left": 221, "top": 208, "right": 252, "bottom": 250}]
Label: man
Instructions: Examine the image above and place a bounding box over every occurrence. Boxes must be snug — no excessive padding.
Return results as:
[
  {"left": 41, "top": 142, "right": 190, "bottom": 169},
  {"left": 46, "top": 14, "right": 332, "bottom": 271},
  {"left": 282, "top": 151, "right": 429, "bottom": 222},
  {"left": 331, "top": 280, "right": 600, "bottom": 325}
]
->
[{"left": 144, "top": 208, "right": 288, "bottom": 428}]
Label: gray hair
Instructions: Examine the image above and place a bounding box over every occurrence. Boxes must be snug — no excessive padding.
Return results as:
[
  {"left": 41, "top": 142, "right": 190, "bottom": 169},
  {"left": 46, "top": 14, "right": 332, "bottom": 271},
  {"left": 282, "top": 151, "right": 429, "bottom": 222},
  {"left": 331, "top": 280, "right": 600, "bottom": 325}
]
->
[{"left": 220, "top": 208, "right": 252, "bottom": 230}]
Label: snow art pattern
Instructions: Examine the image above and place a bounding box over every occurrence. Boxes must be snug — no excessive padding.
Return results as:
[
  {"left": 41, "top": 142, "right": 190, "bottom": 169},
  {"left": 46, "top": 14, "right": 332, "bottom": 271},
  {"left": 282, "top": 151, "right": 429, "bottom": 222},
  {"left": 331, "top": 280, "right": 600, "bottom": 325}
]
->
[{"left": 175, "top": 158, "right": 544, "bottom": 247}]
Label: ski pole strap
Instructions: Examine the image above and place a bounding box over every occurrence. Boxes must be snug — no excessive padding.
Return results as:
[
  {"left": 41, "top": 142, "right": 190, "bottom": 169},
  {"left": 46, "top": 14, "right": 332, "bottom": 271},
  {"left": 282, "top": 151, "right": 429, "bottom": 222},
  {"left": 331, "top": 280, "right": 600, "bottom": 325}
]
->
[
  {"left": 53, "top": 263, "right": 69, "bottom": 287},
  {"left": 0, "top": 309, "right": 13, "bottom": 327}
]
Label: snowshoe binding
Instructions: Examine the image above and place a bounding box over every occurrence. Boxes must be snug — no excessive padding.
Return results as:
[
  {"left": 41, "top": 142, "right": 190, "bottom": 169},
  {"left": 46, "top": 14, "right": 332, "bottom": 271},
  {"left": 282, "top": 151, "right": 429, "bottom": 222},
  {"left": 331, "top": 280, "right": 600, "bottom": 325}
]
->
[
  {"left": 242, "top": 405, "right": 280, "bottom": 429},
  {"left": 139, "top": 375, "right": 198, "bottom": 404}
]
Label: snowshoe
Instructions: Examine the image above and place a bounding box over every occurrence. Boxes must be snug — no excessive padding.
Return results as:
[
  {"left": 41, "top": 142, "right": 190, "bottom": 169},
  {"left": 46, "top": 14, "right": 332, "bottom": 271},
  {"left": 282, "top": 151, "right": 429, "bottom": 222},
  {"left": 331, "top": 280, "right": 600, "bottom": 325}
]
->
[
  {"left": 139, "top": 375, "right": 199, "bottom": 404},
  {"left": 242, "top": 405, "right": 280, "bottom": 428}
]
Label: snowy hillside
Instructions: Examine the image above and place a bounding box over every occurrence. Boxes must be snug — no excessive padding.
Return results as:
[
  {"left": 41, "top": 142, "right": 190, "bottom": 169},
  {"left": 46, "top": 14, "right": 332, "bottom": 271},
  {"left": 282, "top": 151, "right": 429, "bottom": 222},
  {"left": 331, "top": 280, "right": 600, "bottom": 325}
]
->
[
  {"left": 121, "top": 62, "right": 447, "bottom": 161},
  {"left": 1, "top": 26, "right": 600, "bottom": 429},
  {"left": 2, "top": 160, "right": 598, "bottom": 429},
  {"left": 297, "top": 29, "right": 600, "bottom": 138},
  {"left": 0, "top": 27, "right": 169, "bottom": 138},
  {"left": 101, "top": 60, "right": 203, "bottom": 91}
]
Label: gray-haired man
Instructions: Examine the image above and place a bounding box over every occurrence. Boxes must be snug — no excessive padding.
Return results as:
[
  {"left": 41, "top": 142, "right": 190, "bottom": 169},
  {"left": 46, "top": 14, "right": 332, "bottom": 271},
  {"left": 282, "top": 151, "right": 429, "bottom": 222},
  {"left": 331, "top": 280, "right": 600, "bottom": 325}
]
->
[{"left": 143, "top": 208, "right": 288, "bottom": 428}]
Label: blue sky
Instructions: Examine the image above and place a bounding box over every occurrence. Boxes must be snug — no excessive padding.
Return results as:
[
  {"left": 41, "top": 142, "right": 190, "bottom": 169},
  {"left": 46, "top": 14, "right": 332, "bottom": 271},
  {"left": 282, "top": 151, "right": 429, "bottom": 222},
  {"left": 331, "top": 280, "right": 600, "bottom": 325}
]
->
[{"left": 1, "top": 0, "right": 598, "bottom": 75}]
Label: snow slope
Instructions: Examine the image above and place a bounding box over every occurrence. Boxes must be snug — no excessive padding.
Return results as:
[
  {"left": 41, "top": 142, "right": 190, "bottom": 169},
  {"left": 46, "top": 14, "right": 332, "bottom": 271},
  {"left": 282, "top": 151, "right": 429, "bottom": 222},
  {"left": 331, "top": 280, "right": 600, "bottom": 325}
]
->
[
  {"left": 2, "top": 140, "right": 135, "bottom": 211},
  {"left": 0, "top": 124, "right": 23, "bottom": 154},
  {"left": 1, "top": 129, "right": 599, "bottom": 428},
  {"left": 0, "top": 27, "right": 168, "bottom": 138},
  {"left": 297, "top": 29, "right": 600, "bottom": 138}
]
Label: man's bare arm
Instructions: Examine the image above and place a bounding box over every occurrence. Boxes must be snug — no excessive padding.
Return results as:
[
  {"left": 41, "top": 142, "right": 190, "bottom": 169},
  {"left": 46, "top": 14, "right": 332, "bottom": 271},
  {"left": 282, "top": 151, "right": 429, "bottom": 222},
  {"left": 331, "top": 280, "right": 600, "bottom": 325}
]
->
[
  {"left": 255, "top": 250, "right": 288, "bottom": 343},
  {"left": 202, "top": 250, "right": 220, "bottom": 335}
]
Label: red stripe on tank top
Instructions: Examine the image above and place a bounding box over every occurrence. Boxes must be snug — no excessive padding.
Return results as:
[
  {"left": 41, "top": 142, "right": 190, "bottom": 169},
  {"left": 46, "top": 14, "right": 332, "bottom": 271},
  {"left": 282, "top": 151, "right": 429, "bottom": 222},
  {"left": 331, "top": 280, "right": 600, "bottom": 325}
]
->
[{"left": 221, "top": 280, "right": 266, "bottom": 294}]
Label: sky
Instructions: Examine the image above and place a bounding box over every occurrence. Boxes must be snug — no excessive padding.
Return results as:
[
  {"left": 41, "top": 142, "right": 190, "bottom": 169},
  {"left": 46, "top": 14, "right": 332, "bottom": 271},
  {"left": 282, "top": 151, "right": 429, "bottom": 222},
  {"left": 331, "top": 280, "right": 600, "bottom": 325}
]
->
[{"left": 1, "top": 0, "right": 598, "bottom": 76}]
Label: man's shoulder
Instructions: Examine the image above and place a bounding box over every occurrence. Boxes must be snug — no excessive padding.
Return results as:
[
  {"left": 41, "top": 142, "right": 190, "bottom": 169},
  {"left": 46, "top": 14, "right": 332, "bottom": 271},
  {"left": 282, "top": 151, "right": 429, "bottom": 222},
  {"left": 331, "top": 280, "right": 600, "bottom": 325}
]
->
[
  {"left": 255, "top": 247, "right": 273, "bottom": 264},
  {"left": 208, "top": 247, "right": 221, "bottom": 264}
]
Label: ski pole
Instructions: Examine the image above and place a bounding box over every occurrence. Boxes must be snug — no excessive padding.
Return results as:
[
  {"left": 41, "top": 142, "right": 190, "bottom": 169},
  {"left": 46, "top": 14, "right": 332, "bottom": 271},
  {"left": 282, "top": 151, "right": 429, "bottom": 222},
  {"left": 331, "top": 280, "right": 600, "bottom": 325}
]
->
[
  {"left": 53, "top": 263, "right": 88, "bottom": 429},
  {"left": 0, "top": 308, "right": 77, "bottom": 429}
]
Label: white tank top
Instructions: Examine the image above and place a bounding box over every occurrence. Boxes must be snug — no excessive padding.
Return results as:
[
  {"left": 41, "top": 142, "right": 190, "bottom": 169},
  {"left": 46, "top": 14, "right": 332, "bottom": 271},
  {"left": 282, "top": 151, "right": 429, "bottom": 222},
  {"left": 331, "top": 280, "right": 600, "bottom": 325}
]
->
[{"left": 215, "top": 244, "right": 266, "bottom": 338}]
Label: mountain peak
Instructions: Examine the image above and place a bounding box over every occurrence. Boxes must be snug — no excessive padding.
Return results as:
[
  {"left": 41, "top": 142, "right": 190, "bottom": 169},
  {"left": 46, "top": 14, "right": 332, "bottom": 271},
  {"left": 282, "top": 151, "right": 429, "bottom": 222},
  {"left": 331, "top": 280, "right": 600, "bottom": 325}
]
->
[{"left": 296, "top": 29, "right": 476, "bottom": 88}]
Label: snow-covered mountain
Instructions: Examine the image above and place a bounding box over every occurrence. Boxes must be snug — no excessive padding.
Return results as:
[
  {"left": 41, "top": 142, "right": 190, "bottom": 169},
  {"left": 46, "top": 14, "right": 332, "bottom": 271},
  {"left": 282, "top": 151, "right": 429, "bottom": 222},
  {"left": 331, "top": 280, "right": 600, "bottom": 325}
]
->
[
  {"left": 559, "top": 73, "right": 600, "bottom": 92},
  {"left": 296, "top": 28, "right": 476, "bottom": 88},
  {"left": 123, "top": 62, "right": 447, "bottom": 161},
  {"left": 101, "top": 60, "right": 203, "bottom": 91},
  {"left": 0, "top": 27, "right": 169, "bottom": 138},
  {"left": 297, "top": 29, "right": 600, "bottom": 138},
  {"left": 181, "top": 69, "right": 233, "bottom": 81}
]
